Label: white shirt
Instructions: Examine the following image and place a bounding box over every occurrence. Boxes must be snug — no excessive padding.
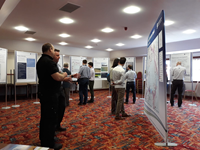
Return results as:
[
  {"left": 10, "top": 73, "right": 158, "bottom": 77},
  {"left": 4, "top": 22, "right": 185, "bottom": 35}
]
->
[
  {"left": 89, "top": 67, "right": 95, "bottom": 81},
  {"left": 172, "top": 65, "right": 186, "bottom": 80},
  {"left": 113, "top": 65, "right": 125, "bottom": 88},
  {"left": 124, "top": 70, "right": 137, "bottom": 82}
]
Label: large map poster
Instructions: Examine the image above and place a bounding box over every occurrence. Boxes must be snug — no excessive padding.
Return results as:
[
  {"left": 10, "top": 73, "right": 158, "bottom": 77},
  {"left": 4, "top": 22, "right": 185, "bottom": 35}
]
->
[
  {"left": 0, "top": 48, "right": 7, "bottom": 83},
  {"left": 144, "top": 10, "right": 168, "bottom": 142},
  {"left": 70, "top": 56, "right": 86, "bottom": 75}
]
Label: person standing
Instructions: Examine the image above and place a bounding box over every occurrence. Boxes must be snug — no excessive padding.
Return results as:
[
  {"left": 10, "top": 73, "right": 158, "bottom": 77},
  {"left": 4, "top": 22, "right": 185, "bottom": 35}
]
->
[
  {"left": 88, "top": 62, "right": 95, "bottom": 103},
  {"left": 62, "top": 63, "right": 71, "bottom": 107},
  {"left": 110, "top": 58, "right": 119, "bottom": 115},
  {"left": 113, "top": 57, "right": 131, "bottom": 120},
  {"left": 78, "top": 59, "right": 90, "bottom": 105},
  {"left": 37, "top": 43, "right": 68, "bottom": 150},
  {"left": 124, "top": 65, "right": 137, "bottom": 104},
  {"left": 170, "top": 62, "right": 186, "bottom": 107}
]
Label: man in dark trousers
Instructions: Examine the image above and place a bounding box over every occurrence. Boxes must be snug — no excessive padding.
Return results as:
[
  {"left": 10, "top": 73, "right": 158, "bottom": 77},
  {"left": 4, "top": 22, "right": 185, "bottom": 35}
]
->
[
  {"left": 78, "top": 59, "right": 90, "bottom": 105},
  {"left": 170, "top": 62, "right": 186, "bottom": 107},
  {"left": 88, "top": 62, "right": 95, "bottom": 103},
  {"left": 37, "top": 43, "right": 67, "bottom": 150}
]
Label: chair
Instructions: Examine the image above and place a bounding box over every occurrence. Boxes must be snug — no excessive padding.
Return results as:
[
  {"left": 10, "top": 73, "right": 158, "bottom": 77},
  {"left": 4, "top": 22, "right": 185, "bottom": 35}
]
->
[
  {"left": 136, "top": 72, "right": 142, "bottom": 93},
  {"left": 184, "top": 81, "right": 199, "bottom": 100}
]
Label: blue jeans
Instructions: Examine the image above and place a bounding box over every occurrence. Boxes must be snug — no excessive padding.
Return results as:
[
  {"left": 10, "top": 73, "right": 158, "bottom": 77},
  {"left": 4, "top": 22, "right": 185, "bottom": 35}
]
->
[
  {"left": 79, "top": 78, "right": 89, "bottom": 104},
  {"left": 126, "top": 82, "right": 136, "bottom": 103}
]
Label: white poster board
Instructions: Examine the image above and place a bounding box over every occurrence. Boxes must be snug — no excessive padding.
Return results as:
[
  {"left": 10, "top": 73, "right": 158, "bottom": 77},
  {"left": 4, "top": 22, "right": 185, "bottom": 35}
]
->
[
  {"left": 93, "top": 58, "right": 109, "bottom": 79},
  {"left": 170, "top": 53, "right": 191, "bottom": 81},
  {"left": 123, "top": 57, "right": 135, "bottom": 71},
  {"left": 70, "top": 56, "right": 86, "bottom": 75},
  {"left": 15, "top": 51, "right": 37, "bottom": 83},
  {"left": 58, "top": 55, "right": 63, "bottom": 69},
  {"left": 0, "top": 48, "right": 7, "bottom": 83}
]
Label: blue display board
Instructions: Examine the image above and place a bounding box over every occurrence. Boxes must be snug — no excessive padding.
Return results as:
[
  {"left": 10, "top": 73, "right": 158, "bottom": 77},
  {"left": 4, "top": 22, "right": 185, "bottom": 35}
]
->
[{"left": 144, "top": 10, "right": 168, "bottom": 142}]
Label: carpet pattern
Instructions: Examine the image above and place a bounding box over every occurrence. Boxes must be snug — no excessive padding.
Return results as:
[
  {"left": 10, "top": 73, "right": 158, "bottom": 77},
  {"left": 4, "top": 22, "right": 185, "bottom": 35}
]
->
[{"left": 0, "top": 90, "right": 200, "bottom": 150}]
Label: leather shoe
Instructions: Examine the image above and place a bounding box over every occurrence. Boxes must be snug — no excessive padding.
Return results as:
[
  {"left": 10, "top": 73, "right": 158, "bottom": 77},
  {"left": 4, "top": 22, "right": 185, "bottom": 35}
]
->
[
  {"left": 78, "top": 102, "right": 83, "bottom": 105},
  {"left": 56, "top": 126, "right": 66, "bottom": 131},
  {"left": 53, "top": 143, "right": 62, "bottom": 150},
  {"left": 54, "top": 137, "right": 59, "bottom": 142},
  {"left": 115, "top": 116, "right": 125, "bottom": 120},
  {"left": 124, "top": 102, "right": 128, "bottom": 104},
  {"left": 87, "top": 100, "right": 94, "bottom": 103},
  {"left": 122, "top": 114, "right": 131, "bottom": 117}
]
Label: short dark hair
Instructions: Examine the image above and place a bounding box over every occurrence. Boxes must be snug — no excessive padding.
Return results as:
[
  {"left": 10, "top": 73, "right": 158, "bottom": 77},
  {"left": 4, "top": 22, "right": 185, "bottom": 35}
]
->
[
  {"left": 83, "top": 59, "right": 87, "bottom": 64},
  {"left": 88, "top": 62, "right": 93, "bottom": 67},
  {"left": 42, "top": 43, "right": 53, "bottom": 53},
  {"left": 112, "top": 58, "right": 119, "bottom": 68},
  {"left": 128, "top": 65, "right": 132, "bottom": 70},
  {"left": 64, "top": 63, "right": 68, "bottom": 67},
  {"left": 54, "top": 49, "right": 60, "bottom": 52},
  {"left": 119, "top": 57, "right": 126, "bottom": 65}
]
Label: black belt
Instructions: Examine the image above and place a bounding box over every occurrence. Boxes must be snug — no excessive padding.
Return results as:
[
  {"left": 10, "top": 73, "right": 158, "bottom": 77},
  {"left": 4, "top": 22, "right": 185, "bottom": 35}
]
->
[
  {"left": 173, "top": 80, "right": 183, "bottom": 81},
  {"left": 127, "top": 81, "right": 135, "bottom": 83}
]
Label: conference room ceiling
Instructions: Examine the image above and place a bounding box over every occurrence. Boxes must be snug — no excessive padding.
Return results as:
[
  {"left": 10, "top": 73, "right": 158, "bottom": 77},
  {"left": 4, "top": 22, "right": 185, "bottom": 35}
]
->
[{"left": 0, "top": 0, "right": 200, "bottom": 52}]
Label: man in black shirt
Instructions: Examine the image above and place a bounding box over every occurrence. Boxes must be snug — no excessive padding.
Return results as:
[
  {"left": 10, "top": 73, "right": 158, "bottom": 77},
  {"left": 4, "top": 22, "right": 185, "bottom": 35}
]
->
[{"left": 37, "top": 43, "right": 67, "bottom": 150}]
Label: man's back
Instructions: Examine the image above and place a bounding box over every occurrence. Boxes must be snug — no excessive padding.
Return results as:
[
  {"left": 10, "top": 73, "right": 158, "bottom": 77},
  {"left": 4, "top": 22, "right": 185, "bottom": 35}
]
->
[
  {"left": 172, "top": 65, "right": 186, "bottom": 80},
  {"left": 113, "top": 65, "right": 125, "bottom": 88}
]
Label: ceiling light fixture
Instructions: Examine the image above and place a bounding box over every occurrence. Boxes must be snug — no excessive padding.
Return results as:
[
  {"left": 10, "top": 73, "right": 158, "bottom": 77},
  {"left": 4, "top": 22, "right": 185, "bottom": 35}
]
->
[
  {"left": 59, "top": 18, "right": 74, "bottom": 24},
  {"left": 15, "top": 26, "right": 29, "bottom": 31},
  {"left": 131, "top": 34, "right": 142, "bottom": 39},
  {"left": 123, "top": 6, "right": 141, "bottom": 14},
  {"left": 116, "top": 43, "right": 124, "bottom": 46},
  {"left": 63, "top": 55, "right": 65, "bottom": 56},
  {"left": 101, "top": 27, "right": 114, "bottom": 33},
  {"left": 106, "top": 48, "right": 113, "bottom": 51},
  {"left": 91, "top": 39, "right": 101, "bottom": 43},
  {"left": 25, "top": 37, "right": 36, "bottom": 41},
  {"left": 165, "top": 20, "right": 174, "bottom": 26},
  {"left": 59, "top": 42, "right": 68, "bottom": 45},
  {"left": 182, "top": 29, "right": 196, "bottom": 34},
  {"left": 85, "top": 45, "right": 93, "bottom": 49},
  {"left": 59, "top": 33, "right": 70, "bottom": 38}
]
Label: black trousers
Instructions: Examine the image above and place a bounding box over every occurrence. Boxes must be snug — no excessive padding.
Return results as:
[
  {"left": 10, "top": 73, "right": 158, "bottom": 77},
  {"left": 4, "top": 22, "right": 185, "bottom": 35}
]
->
[
  {"left": 126, "top": 82, "right": 136, "bottom": 103},
  {"left": 39, "top": 92, "right": 59, "bottom": 148},
  {"left": 79, "top": 78, "right": 89, "bottom": 104},
  {"left": 89, "top": 80, "right": 94, "bottom": 101},
  {"left": 170, "top": 80, "right": 183, "bottom": 107},
  {"left": 111, "top": 86, "right": 118, "bottom": 114},
  {"left": 56, "top": 87, "right": 66, "bottom": 128}
]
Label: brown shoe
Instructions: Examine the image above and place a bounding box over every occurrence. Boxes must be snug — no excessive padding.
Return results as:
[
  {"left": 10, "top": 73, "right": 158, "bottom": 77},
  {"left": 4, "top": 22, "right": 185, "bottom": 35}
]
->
[
  {"left": 115, "top": 116, "right": 125, "bottom": 120},
  {"left": 124, "top": 102, "right": 128, "bottom": 104},
  {"left": 122, "top": 114, "right": 131, "bottom": 117}
]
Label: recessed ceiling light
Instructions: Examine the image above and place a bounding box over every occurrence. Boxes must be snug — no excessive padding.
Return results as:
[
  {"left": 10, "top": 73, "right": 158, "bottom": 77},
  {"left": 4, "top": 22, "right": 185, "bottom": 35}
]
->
[
  {"left": 59, "top": 42, "right": 68, "bottom": 45},
  {"left": 15, "top": 26, "right": 29, "bottom": 31},
  {"left": 91, "top": 39, "right": 101, "bottom": 43},
  {"left": 59, "top": 33, "right": 70, "bottom": 38},
  {"left": 59, "top": 18, "right": 74, "bottom": 24},
  {"left": 165, "top": 20, "right": 174, "bottom": 26},
  {"left": 131, "top": 34, "right": 142, "bottom": 39},
  {"left": 63, "top": 55, "right": 65, "bottom": 56},
  {"left": 123, "top": 6, "right": 141, "bottom": 14},
  {"left": 101, "top": 27, "right": 114, "bottom": 33},
  {"left": 106, "top": 48, "right": 113, "bottom": 51},
  {"left": 183, "top": 29, "right": 196, "bottom": 34},
  {"left": 116, "top": 43, "right": 124, "bottom": 46},
  {"left": 85, "top": 45, "right": 93, "bottom": 49},
  {"left": 25, "top": 37, "right": 36, "bottom": 41}
]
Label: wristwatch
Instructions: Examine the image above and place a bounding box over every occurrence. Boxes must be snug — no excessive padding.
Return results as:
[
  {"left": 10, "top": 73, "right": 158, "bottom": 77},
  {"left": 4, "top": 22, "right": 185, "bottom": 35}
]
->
[{"left": 71, "top": 75, "right": 74, "bottom": 78}]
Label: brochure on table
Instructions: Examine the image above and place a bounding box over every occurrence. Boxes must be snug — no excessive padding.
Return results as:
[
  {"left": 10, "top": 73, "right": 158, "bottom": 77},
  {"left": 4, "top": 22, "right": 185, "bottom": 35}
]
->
[
  {"left": 15, "top": 51, "right": 37, "bottom": 83},
  {"left": 0, "top": 48, "right": 7, "bottom": 83},
  {"left": 93, "top": 58, "right": 109, "bottom": 80}
]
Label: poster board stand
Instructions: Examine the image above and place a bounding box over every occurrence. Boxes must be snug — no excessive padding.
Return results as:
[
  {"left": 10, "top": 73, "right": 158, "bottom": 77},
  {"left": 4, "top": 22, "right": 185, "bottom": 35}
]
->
[
  {"left": 140, "top": 57, "right": 145, "bottom": 100},
  {"left": 2, "top": 82, "right": 10, "bottom": 109},
  {"left": 12, "top": 69, "right": 20, "bottom": 108},
  {"left": 107, "top": 82, "right": 111, "bottom": 98},
  {"left": 33, "top": 78, "right": 40, "bottom": 104}
]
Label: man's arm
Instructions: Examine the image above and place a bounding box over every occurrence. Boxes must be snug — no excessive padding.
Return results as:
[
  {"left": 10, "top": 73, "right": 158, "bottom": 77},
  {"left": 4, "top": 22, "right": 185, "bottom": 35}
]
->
[{"left": 51, "top": 72, "right": 67, "bottom": 81}]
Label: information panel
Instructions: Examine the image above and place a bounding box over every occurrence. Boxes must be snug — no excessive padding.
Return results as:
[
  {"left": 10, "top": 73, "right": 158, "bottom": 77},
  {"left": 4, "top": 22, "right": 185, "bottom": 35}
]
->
[
  {"left": 171, "top": 53, "right": 191, "bottom": 81},
  {"left": 123, "top": 57, "right": 135, "bottom": 71},
  {"left": 0, "top": 48, "right": 7, "bottom": 83},
  {"left": 15, "top": 51, "right": 37, "bottom": 83},
  {"left": 93, "top": 58, "right": 109, "bottom": 79},
  {"left": 58, "top": 55, "right": 63, "bottom": 70},
  {"left": 144, "top": 10, "right": 168, "bottom": 142},
  {"left": 70, "top": 56, "right": 86, "bottom": 75}
]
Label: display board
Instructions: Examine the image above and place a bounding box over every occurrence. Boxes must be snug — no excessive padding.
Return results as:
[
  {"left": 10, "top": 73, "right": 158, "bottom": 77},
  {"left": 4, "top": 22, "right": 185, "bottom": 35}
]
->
[
  {"left": 0, "top": 48, "right": 7, "bottom": 83},
  {"left": 70, "top": 56, "right": 86, "bottom": 75},
  {"left": 58, "top": 55, "right": 63, "bottom": 69},
  {"left": 143, "top": 57, "right": 147, "bottom": 80},
  {"left": 170, "top": 53, "right": 191, "bottom": 81},
  {"left": 123, "top": 57, "right": 135, "bottom": 71},
  {"left": 93, "top": 58, "right": 109, "bottom": 79},
  {"left": 144, "top": 10, "right": 168, "bottom": 142},
  {"left": 15, "top": 51, "right": 37, "bottom": 83}
]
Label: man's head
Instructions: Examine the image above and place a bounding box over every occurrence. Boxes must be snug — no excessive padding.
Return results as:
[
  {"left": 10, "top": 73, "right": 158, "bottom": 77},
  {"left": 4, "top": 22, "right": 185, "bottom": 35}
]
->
[
  {"left": 127, "top": 65, "right": 132, "bottom": 70},
  {"left": 64, "top": 63, "right": 68, "bottom": 68},
  {"left": 42, "top": 43, "right": 55, "bottom": 57},
  {"left": 53, "top": 49, "right": 60, "bottom": 63},
  {"left": 176, "top": 62, "right": 181, "bottom": 66},
  {"left": 83, "top": 59, "right": 87, "bottom": 65},
  {"left": 119, "top": 57, "right": 126, "bottom": 65},
  {"left": 88, "top": 62, "right": 93, "bottom": 68}
]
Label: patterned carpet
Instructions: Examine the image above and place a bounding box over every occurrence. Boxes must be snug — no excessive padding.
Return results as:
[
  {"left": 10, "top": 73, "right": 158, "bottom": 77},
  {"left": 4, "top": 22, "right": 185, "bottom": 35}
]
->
[{"left": 0, "top": 90, "right": 200, "bottom": 150}]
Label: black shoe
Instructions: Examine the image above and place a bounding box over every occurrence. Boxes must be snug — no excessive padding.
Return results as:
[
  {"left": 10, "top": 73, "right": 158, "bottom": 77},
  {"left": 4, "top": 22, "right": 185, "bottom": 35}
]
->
[
  {"left": 178, "top": 105, "right": 182, "bottom": 108},
  {"left": 87, "top": 100, "right": 94, "bottom": 103},
  {"left": 53, "top": 143, "right": 62, "bottom": 150},
  {"left": 78, "top": 102, "right": 83, "bottom": 105},
  {"left": 124, "top": 102, "right": 128, "bottom": 104},
  {"left": 83, "top": 102, "right": 87, "bottom": 105},
  {"left": 56, "top": 126, "right": 66, "bottom": 131},
  {"left": 133, "top": 102, "right": 135, "bottom": 104},
  {"left": 171, "top": 104, "right": 174, "bottom": 107},
  {"left": 54, "top": 137, "right": 59, "bottom": 142}
]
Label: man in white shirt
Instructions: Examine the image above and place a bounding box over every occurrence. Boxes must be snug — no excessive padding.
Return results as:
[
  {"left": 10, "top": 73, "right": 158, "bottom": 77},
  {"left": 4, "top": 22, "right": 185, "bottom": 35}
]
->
[
  {"left": 88, "top": 62, "right": 95, "bottom": 103},
  {"left": 124, "top": 65, "right": 137, "bottom": 104},
  {"left": 113, "top": 57, "right": 131, "bottom": 120},
  {"left": 170, "top": 62, "right": 186, "bottom": 107}
]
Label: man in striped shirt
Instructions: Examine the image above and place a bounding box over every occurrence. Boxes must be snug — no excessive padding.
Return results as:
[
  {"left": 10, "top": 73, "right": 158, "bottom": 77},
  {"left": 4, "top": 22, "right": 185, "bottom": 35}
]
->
[{"left": 170, "top": 62, "right": 186, "bottom": 107}]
